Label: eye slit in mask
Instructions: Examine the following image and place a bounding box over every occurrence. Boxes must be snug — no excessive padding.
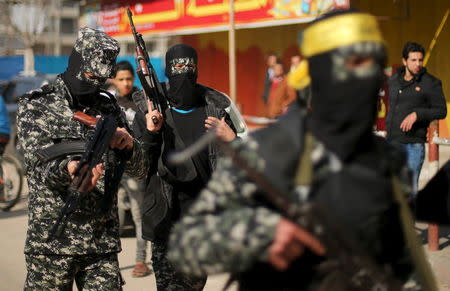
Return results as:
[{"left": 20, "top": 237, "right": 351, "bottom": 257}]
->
[
  {"left": 169, "top": 57, "right": 197, "bottom": 75},
  {"left": 83, "top": 72, "right": 107, "bottom": 86},
  {"left": 332, "top": 42, "right": 384, "bottom": 81}
]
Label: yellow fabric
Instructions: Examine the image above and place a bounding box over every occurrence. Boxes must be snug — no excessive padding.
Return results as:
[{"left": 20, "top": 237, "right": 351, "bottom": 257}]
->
[
  {"left": 301, "top": 13, "right": 385, "bottom": 57},
  {"left": 288, "top": 60, "right": 311, "bottom": 90}
]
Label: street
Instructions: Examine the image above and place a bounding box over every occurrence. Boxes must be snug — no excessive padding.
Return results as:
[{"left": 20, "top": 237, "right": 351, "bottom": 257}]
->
[
  {"left": 0, "top": 198, "right": 237, "bottom": 291},
  {"left": 2, "top": 145, "right": 450, "bottom": 290}
]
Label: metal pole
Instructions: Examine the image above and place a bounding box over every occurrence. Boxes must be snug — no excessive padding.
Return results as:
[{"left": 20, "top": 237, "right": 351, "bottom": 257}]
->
[
  {"left": 228, "top": 0, "right": 237, "bottom": 102},
  {"left": 427, "top": 120, "right": 439, "bottom": 251},
  {"left": 423, "top": 9, "right": 449, "bottom": 66}
]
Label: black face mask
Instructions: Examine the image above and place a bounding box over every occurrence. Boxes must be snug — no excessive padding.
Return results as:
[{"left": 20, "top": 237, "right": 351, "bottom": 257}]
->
[
  {"left": 167, "top": 72, "right": 202, "bottom": 110},
  {"left": 165, "top": 44, "right": 201, "bottom": 110},
  {"left": 308, "top": 43, "right": 386, "bottom": 162},
  {"left": 62, "top": 49, "right": 105, "bottom": 108}
]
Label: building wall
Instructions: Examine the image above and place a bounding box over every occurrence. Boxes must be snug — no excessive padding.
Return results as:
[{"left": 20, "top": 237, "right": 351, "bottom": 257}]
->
[
  {"left": 352, "top": 0, "right": 450, "bottom": 136},
  {"left": 182, "top": 0, "right": 450, "bottom": 136},
  {"left": 182, "top": 24, "right": 307, "bottom": 116}
]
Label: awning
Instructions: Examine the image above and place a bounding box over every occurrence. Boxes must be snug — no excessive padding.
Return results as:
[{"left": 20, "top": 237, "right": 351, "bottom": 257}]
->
[{"left": 81, "top": 0, "right": 350, "bottom": 37}]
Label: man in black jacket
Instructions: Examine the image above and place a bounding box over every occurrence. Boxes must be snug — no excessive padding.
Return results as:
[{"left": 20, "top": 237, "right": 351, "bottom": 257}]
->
[
  {"left": 133, "top": 44, "right": 238, "bottom": 290},
  {"left": 386, "top": 42, "right": 446, "bottom": 195}
]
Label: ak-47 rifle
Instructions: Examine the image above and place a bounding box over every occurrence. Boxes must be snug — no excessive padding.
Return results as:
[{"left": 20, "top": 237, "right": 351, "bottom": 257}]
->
[
  {"left": 47, "top": 112, "right": 118, "bottom": 239},
  {"left": 127, "top": 7, "right": 166, "bottom": 124},
  {"left": 169, "top": 131, "right": 404, "bottom": 291}
]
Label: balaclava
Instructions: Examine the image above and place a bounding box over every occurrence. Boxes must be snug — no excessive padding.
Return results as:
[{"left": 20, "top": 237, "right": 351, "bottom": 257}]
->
[
  {"left": 165, "top": 44, "right": 200, "bottom": 110},
  {"left": 298, "top": 10, "right": 386, "bottom": 162},
  {"left": 62, "top": 27, "right": 119, "bottom": 107}
]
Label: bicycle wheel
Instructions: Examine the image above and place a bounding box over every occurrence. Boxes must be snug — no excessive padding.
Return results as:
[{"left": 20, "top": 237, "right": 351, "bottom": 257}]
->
[{"left": 0, "top": 154, "right": 23, "bottom": 211}]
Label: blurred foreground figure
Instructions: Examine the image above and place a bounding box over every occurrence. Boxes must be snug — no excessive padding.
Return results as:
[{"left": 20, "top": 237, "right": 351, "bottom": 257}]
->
[
  {"left": 18, "top": 28, "right": 144, "bottom": 290},
  {"left": 168, "top": 10, "right": 450, "bottom": 291}
]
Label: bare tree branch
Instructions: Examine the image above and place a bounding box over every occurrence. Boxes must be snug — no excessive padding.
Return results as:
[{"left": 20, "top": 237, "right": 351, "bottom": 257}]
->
[{"left": 1, "top": 0, "right": 50, "bottom": 74}]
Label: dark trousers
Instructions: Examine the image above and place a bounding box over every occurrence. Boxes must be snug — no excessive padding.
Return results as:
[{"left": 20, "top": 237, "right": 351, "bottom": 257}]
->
[
  {"left": 152, "top": 239, "right": 207, "bottom": 291},
  {"left": 24, "top": 253, "right": 124, "bottom": 291}
]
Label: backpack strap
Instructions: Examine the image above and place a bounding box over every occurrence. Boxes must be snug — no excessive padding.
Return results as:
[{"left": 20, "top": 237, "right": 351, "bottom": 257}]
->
[
  {"left": 391, "top": 176, "right": 438, "bottom": 291},
  {"left": 294, "top": 131, "right": 314, "bottom": 186}
]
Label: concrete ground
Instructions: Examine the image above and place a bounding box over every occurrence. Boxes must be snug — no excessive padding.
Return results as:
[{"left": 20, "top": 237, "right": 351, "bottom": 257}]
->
[
  {"left": 0, "top": 198, "right": 237, "bottom": 291},
  {"left": 1, "top": 145, "right": 450, "bottom": 290}
]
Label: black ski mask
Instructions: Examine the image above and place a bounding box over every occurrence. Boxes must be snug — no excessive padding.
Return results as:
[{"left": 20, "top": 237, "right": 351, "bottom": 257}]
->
[
  {"left": 62, "top": 27, "right": 119, "bottom": 108},
  {"left": 62, "top": 50, "right": 103, "bottom": 107},
  {"left": 308, "top": 43, "right": 386, "bottom": 162},
  {"left": 165, "top": 44, "right": 201, "bottom": 110},
  {"left": 298, "top": 11, "right": 387, "bottom": 162}
]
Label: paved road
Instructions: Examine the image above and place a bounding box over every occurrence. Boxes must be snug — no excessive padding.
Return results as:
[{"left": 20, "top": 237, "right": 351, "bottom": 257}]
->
[
  {"left": 1, "top": 145, "right": 450, "bottom": 290},
  {"left": 0, "top": 198, "right": 236, "bottom": 291}
]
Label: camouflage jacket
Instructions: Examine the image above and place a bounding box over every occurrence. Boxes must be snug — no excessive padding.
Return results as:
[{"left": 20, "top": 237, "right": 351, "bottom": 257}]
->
[
  {"left": 17, "top": 76, "right": 147, "bottom": 255},
  {"left": 168, "top": 102, "right": 421, "bottom": 290}
]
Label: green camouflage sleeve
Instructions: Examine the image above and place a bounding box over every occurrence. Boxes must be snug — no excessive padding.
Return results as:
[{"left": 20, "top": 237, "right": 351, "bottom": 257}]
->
[
  {"left": 17, "top": 96, "right": 73, "bottom": 191},
  {"left": 168, "top": 139, "right": 282, "bottom": 276}
]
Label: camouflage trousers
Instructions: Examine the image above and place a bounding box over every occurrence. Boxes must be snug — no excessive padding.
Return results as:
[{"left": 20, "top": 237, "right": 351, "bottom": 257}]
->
[
  {"left": 24, "top": 253, "right": 124, "bottom": 290},
  {"left": 152, "top": 239, "right": 206, "bottom": 291}
]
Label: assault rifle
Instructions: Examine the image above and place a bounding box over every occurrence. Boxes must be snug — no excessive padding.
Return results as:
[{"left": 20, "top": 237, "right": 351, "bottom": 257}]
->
[
  {"left": 48, "top": 112, "right": 118, "bottom": 239},
  {"left": 127, "top": 7, "right": 166, "bottom": 123},
  {"left": 169, "top": 132, "right": 404, "bottom": 290}
]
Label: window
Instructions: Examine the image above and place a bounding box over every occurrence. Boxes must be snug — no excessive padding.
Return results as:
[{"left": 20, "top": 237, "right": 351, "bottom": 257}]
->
[
  {"left": 62, "top": 1, "right": 78, "bottom": 8},
  {"left": 61, "top": 18, "right": 77, "bottom": 34}
]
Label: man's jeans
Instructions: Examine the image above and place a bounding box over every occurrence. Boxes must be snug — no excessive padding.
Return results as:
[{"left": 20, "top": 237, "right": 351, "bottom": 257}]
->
[
  {"left": 119, "top": 177, "right": 148, "bottom": 263},
  {"left": 402, "top": 143, "right": 425, "bottom": 196}
]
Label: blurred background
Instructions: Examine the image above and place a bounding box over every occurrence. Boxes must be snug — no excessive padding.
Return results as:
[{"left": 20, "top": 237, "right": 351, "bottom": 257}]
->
[{"left": 0, "top": 0, "right": 449, "bottom": 131}]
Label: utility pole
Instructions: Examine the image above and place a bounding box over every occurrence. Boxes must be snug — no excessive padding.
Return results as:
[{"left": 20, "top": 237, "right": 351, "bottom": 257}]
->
[{"left": 228, "top": 0, "right": 237, "bottom": 102}]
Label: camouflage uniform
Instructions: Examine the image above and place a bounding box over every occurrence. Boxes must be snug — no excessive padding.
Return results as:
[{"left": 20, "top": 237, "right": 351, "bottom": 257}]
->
[
  {"left": 18, "top": 28, "right": 146, "bottom": 290},
  {"left": 24, "top": 253, "right": 122, "bottom": 290},
  {"left": 168, "top": 103, "right": 423, "bottom": 290}
]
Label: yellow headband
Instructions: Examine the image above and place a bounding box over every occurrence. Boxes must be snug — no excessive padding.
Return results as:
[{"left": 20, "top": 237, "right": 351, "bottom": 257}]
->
[
  {"left": 301, "top": 13, "right": 385, "bottom": 58},
  {"left": 288, "top": 60, "right": 311, "bottom": 90}
]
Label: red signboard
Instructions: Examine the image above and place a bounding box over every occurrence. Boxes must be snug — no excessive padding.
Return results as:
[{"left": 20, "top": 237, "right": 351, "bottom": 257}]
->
[{"left": 82, "top": 0, "right": 350, "bottom": 36}]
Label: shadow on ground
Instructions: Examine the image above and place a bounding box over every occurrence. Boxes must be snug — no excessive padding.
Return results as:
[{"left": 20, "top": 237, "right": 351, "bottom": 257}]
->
[{"left": 0, "top": 207, "right": 27, "bottom": 219}]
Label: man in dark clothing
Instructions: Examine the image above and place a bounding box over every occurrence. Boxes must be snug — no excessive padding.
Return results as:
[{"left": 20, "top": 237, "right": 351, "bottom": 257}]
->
[
  {"left": 132, "top": 44, "right": 238, "bottom": 290},
  {"left": 168, "top": 10, "right": 449, "bottom": 291},
  {"left": 262, "top": 53, "right": 278, "bottom": 105},
  {"left": 386, "top": 42, "right": 446, "bottom": 194},
  {"left": 17, "top": 27, "right": 146, "bottom": 290}
]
